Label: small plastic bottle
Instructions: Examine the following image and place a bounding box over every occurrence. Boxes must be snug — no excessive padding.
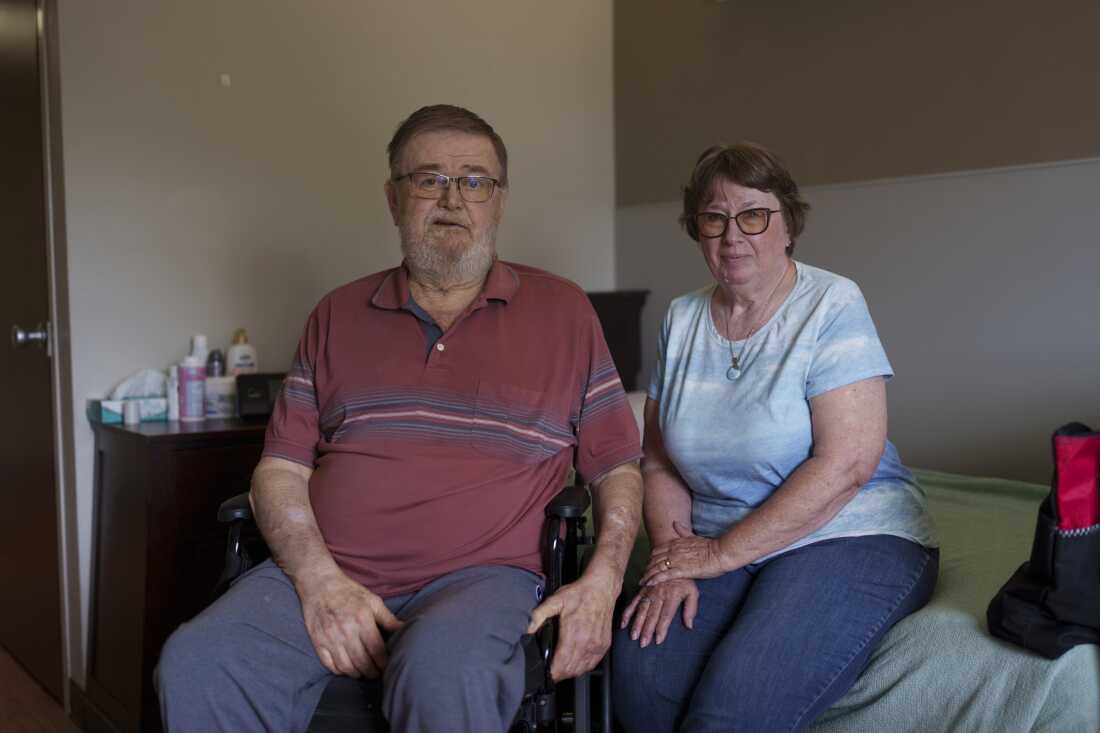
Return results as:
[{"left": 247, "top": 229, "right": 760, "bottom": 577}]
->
[
  {"left": 206, "top": 349, "right": 226, "bottom": 377},
  {"left": 190, "top": 333, "right": 209, "bottom": 364},
  {"left": 178, "top": 355, "right": 206, "bottom": 422},
  {"left": 227, "top": 328, "right": 258, "bottom": 375},
  {"left": 166, "top": 365, "right": 180, "bottom": 421}
]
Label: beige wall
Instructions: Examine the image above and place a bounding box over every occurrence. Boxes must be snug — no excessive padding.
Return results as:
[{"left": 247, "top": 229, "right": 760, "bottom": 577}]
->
[
  {"left": 616, "top": 0, "right": 1100, "bottom": 205},
  {"left": 617, "top": 158, "right": 1100, "bottom": 485},
  {"left": 615, "top": 0, "right": 1100, "bottom": 483},
  {"left": 57, "top": 0, "right": 614, "bottom": 683}
]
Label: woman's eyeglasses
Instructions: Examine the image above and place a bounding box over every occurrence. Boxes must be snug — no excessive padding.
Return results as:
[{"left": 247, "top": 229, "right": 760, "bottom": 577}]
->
[{"left": 696, "top": 208, "right": 782, "bottom": 238}]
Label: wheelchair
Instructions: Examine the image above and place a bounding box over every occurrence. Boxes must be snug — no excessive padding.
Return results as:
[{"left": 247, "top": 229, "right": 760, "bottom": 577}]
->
[{"left": 213, "top": 480, "right": 611, "bottom": 732}]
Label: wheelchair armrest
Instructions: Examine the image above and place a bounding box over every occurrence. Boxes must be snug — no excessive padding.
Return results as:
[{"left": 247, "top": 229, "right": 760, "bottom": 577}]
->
[
  {"left": 546, "top": 481, "right": 590, "bottom": 519},
  {"left": 218, "top": 492, "right": 253, "bottom": 523},
  {"left": 213, "top": 492, "right": 263, "bottom": 599}
]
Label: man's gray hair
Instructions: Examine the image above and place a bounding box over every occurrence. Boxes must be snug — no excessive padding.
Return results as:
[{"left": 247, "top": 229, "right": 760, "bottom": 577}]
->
[{"left": 387, "top": 105, "right": 509, "bottom": 186}]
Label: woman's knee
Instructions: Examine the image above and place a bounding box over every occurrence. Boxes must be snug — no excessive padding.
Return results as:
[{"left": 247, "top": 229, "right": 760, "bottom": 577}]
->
[
  {"left": 612, "top": 625, "right": 709, "bottom": 733},
  {"left": 610, "top": 627, "right": 642, "bottom": 700}
]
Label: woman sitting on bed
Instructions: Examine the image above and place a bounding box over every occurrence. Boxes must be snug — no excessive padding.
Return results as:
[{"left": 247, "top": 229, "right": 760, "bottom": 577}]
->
[{"left": 612, "top": 143, "right": 940, "bottom": 733}]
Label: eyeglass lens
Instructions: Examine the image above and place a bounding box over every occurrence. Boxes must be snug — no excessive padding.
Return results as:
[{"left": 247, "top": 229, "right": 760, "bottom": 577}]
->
[
  {"left": 409, "top": 173, "right": 496, "bottom": 202},
  {"left": 696, "top": 209, "right": 773, "bottom": 237}
]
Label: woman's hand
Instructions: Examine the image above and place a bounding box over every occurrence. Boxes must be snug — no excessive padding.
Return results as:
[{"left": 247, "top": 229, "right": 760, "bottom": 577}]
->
[
  {"left": 640, "top": 521, "right": 730, "bottom": 586},
  {"left": 619, "top": 578, "right": 699, "bottom": 647}
]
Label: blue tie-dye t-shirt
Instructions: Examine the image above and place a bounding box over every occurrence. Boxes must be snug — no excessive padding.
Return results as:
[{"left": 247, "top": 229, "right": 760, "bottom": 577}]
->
[{"left": 649, "top": 262, "right": 937, "bottom": 558}]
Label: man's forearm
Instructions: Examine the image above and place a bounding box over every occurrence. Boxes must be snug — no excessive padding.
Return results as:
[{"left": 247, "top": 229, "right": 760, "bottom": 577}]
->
[
  {"left": 251, "top": 459, "right": 341, "bottom": 589},
  {"left": 583, "top": 462, "right": 643, "bottom": 593}
]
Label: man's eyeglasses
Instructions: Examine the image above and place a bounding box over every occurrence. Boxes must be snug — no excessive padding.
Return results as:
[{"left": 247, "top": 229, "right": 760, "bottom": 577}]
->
[
  {"left": 394, "top": 172, "right": 501, "bottom": 203},
  {"left": 696, "top": 208, "right": 782, "bottom": 238}
]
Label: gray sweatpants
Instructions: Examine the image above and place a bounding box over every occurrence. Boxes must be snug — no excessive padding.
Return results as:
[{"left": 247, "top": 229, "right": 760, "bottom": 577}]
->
[{"left": 156, "top": 560, "right": 543, "bottom": 733}]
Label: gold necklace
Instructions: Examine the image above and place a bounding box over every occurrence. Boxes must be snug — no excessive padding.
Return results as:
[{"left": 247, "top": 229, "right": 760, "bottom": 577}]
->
[{"left": 723, "top": 261, "right": 792, "bottom": 380}]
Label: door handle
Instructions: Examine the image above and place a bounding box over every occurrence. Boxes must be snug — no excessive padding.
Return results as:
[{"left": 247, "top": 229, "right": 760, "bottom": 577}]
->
[{"left": 11, "top": 322, "right": 50, "bottom": 351}]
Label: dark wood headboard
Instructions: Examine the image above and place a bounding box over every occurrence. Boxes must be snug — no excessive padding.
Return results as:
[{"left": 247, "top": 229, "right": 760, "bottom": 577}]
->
[{"left": 586, "top": 290, "right": 649, "bottom": 392}]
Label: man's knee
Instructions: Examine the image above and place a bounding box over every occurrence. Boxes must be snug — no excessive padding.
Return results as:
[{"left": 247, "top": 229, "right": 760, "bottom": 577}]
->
[
  {"left": 383, "top": 622, "right": 526, "bottom": 731},
  {"left": 156, "top": 620, "right": 233, "bottom": 694},
  {"left": 390, "top": 615, "right": 516, "bottom": 684}
]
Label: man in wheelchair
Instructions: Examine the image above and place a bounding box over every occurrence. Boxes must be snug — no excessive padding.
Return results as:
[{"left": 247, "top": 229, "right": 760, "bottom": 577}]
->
[{"left": 156, "top": 104, "right": 643, "bottom": 732}]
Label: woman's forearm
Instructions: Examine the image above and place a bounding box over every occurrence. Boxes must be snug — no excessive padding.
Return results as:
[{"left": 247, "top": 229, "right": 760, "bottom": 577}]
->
[
  {"left": 715, "top": 454, "right": 869, "bottom": 569},
  {"left": 642, "top": 463, "right": 694, "bottom": 547},
  {"left": 715, "top": 378, "right": 887, "bottom": 570},
  {"left": 640, "top": 397, "right": 694, "bottom": 547}
]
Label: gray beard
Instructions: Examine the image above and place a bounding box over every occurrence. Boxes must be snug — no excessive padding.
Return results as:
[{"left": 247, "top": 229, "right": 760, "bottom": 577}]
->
[{"left": 400, "top": 223, "right": 496, "bottom": 287}]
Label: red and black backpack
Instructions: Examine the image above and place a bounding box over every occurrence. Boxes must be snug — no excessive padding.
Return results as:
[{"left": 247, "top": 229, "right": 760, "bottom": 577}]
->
[{"left": 988, "top": 422, "right": 1100, "bottom": 658}]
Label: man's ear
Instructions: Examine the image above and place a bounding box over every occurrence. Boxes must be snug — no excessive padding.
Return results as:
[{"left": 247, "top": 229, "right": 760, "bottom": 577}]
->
[{"left": 384, "top": 179, "right": 400, "bottom": 225}]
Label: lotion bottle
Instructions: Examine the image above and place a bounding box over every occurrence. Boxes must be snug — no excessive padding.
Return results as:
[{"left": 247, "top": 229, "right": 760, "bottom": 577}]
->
[{"left": 227, "top": 328, "right": 258, "bottom": 375}]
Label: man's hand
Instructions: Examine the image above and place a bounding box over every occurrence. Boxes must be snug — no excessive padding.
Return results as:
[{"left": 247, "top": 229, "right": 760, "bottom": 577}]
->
[
  {"left": 526, "top": 570, "right": 618, "bottom": 681},
  {"left": 297, "top": 569, "right": 405, "bottom": 679}
]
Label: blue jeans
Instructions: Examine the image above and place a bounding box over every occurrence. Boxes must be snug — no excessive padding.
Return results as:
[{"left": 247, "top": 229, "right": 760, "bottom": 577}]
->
[{"left": 612, "top": 535, "right": 938, "bottom": 733}]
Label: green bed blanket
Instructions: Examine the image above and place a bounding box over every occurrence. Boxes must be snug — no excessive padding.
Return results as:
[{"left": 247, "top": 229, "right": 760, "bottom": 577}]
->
[{"left": 618, "top": 469, "right": 1100, "bottom": 732}]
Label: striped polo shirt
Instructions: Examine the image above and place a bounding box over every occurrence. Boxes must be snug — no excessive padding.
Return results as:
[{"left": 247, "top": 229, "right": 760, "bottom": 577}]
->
[{"left": 264, "top": 259, "right": 642, "bottom": 597}]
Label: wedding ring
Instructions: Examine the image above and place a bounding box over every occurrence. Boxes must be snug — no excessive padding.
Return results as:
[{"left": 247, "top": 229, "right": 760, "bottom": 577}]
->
[
  {"left": 664, "top": 559, "right": 672, "bottom": 569},
  {"left": 639, "top": 597, "right": 652, "bottom": 605}
]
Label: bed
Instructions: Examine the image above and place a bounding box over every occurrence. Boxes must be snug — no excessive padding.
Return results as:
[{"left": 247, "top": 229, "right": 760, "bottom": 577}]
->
[
  {"left": 809, "top": 470, "right": 1100, "bottom": 732},
  {"left": 617, "top": 394, "right": 1100, "bottom": 732}
]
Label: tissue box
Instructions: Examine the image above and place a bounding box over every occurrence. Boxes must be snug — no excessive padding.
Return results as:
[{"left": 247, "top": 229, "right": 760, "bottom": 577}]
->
[
  {"left": 87, "top": 398, "right": 123, "bottom": 424},
  {"left": 87, "top": 397, "right": 168, "bottom": 424}
]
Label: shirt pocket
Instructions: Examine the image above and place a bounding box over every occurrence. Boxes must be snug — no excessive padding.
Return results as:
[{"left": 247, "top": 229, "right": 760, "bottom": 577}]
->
[{"left": 470, "top": 381, "right": 575, "bottom": 464}]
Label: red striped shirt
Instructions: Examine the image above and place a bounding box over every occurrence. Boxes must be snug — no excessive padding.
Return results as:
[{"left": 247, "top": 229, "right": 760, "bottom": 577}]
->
[{"left": 264, "top": 260, "right": 641, "bottom": 597}]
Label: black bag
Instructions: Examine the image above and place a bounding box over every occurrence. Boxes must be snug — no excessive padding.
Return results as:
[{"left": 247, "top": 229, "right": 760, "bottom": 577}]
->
[{"left": 987, "top": 422, "right": 1100, "bottom": 658}]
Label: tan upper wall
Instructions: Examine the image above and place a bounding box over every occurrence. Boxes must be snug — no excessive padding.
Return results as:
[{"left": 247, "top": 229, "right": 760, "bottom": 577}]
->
[{"left": 615, "top": 0, "right": 1100, "bottom": 205}]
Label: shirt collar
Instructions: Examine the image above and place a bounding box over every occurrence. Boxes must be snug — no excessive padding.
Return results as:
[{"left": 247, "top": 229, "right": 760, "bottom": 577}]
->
[
  {"left": 370, "top": 259, "right": 519, "bottom": 311},
  {"left": 479, "top": 258, "right": 520, "bottom": 303}
]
